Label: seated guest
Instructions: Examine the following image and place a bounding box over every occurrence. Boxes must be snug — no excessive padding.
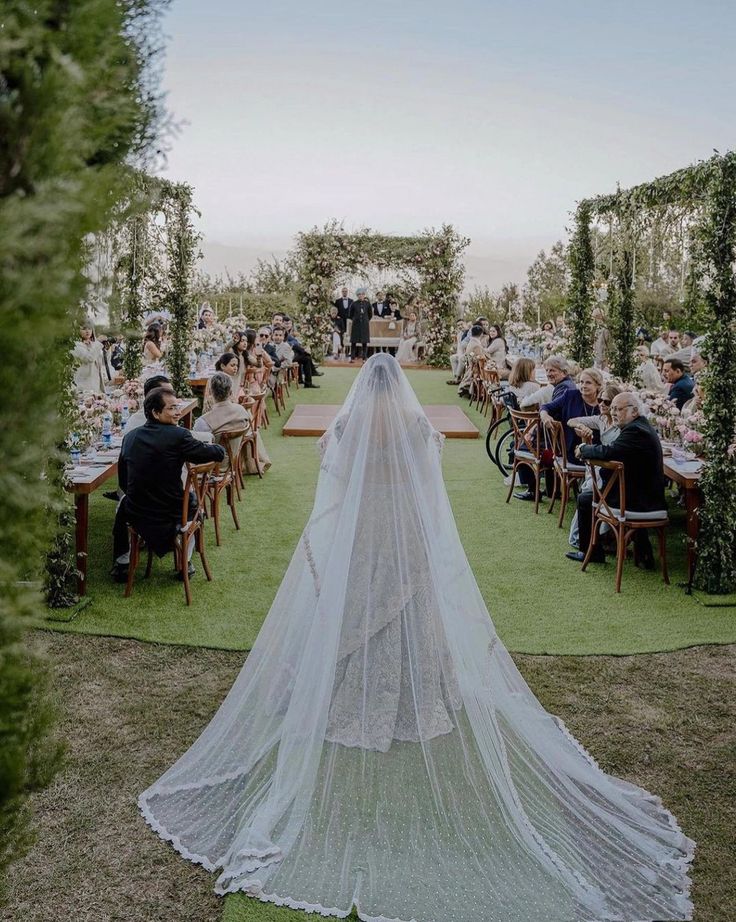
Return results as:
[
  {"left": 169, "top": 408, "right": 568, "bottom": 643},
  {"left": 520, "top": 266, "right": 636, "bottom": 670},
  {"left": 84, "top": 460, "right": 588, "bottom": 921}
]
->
[
  {"left": 668, "top": 330, "right": 696, "bottom": 370},
  {"left": 193, "top": 372, "right": 270, "bottom": 473},
  {"left": 125, "top": 374, "right": 174, "bottom": 433},
  {"left": 285, "top": 317, "right": 321, "bottom": 385},
  {"left": 515, "top": 367, "right": 601, "bottom": 502},
  {"left": 203, "top": 352, "right": 241, "bottom": 411},
  {"left": 520, "top": 354, "right": 576, "bottom": 409},
  {"left": 457, "top": 324, "right": 487, "bottom": 395},
  {"left": 566, "top": 383, "right": 622, "bottom": 548},
  {"left": 506, "top": 357, "right": 539, "bottom": 403},
  {"left": 662, "top": 357, "right": 694, "bottom": 410},
  {"left": 567, "top": 393, "right": 666, "bottom": 566},
  {"left": 271, "top": 324, "right": 295, "bottom": 367},
  {"left": 539, "top": 367, "right": 602, "bottom": 452},
  {"left": 448, "top": 320, "right": 471, "bottom": 384},
  {"left": 486, "top": 324, "right": 509, "bottom": 379},
  {"left": 243, "top": 328, "right": 273, "bottom": 391},
  {"left": 634, "top": 345, "right": 666, "bottom": 392},
  {"left": 650, "top": 326, "right": 674, "bottom": 359},
  {"left": 111, "top": 388, "right": 225, "bottom": 581},
  {"left": 690, "top": 339, "right": 708, "bottom": 377},
  {"left": 229, "top": 331, "right": 248, "bottom": 390},
  {"left": 396, "top": 310, "right": 424, "bottom": 364}
]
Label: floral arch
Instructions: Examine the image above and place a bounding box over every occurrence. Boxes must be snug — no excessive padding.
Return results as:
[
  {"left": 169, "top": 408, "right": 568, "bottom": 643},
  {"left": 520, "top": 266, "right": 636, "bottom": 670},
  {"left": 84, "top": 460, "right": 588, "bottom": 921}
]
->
[{"left": 293, "top": 222, "right": 469, "bottom": 366}]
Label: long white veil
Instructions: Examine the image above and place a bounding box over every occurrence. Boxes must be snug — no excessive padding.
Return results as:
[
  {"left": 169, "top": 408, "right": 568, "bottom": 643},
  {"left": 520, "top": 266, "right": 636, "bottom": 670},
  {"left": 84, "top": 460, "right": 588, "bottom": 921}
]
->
[{"left": 140, "top": 354, "right": 694, "bottom": 922}]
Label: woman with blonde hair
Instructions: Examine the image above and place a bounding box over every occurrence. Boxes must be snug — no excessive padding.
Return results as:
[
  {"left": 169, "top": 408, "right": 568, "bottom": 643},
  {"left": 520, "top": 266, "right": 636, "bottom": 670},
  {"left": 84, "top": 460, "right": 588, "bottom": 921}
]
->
[{"left": 506, "top": 357, "right": 538, "bottom": 401}]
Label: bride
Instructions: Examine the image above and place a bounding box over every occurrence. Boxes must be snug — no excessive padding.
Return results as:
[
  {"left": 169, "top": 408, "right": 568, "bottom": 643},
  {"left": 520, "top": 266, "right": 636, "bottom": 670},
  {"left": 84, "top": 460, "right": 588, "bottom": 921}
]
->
[{"left": 140, "top": 354, "right": 694, "bottom": 922}]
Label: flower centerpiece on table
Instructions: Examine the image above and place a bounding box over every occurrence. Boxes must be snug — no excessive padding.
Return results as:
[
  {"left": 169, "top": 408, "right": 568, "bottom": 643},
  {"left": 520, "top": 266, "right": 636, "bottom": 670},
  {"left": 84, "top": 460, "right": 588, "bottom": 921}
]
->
[
  {"left": 192, "top": 322, "right": 229, "bottom": 356},
  {"left": 223, "top": 314, "right": 249, "bottom": 339},
  {"left": 70, "top": 393, "right": 112, "bottom": 449},
  {"left": 676, "top": 409, "right": 706, "bottom": 456},
  {"left": 641, "top": 391, "right": 681, "bottom": 441}
]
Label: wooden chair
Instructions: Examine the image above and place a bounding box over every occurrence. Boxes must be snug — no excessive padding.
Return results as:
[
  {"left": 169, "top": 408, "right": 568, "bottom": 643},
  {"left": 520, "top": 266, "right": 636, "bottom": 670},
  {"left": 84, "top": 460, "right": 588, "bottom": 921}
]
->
[
  {"left": 505, "top": 410, "right": 545, "bottom": 513},
  {"left": 207, "top": 428, "right": 246, "bottom": 545},
  {"left": 467, "top": 356, "right": 484, "bottom": 409},
  {"left": 478, "top": 363, "right": 501, "bottom": 416},
  {"left": 269, "top": 367, "right": 287, "bottom": 416},
  {"left": 547, "top": 420, "right": 586, "bottom": 527},
  {"left": 581, "top": 458, "right": 670, "bottom": 593},
  {"left": 238, "top": 393, "right": 265, "bottom": 480},
  {"left": 289, "top": 361, "right": 300, "bottom": 388},
  {"left": 124, "top": 461, "right": 216, "bottom": 606}
]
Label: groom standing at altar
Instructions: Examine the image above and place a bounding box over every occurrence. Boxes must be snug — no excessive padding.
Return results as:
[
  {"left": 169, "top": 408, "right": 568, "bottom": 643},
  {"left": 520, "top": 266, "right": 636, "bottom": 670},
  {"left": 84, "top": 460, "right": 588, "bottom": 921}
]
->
[
  {"left": 349, "top": 288, "right": 372, "bottom": 361},
  {"left": 334, "top": 286, "right": 353, "bottom": 327}
]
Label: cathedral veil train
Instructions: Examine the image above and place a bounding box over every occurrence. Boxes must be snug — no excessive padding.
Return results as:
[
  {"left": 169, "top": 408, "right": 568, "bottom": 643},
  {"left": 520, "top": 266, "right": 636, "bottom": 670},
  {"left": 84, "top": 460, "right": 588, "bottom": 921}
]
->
[{"left": 139, "top": 353, "right": 694, "bottom": 922}]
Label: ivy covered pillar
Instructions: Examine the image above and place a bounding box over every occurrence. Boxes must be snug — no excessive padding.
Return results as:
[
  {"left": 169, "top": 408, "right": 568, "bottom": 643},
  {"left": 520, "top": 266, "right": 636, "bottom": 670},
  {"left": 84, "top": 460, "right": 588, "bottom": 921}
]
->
[
  {"left": 608, "top": 212, "right": 636, "bottom": 380},
  {"left": 567, "top": 203, "right": 595, "bottom": 366},
  {"left": 164, "top": 181, "right": 199, "bottom": 396},
  {"left": 693, "top": 154, "right": 736, "bottom": 594}
]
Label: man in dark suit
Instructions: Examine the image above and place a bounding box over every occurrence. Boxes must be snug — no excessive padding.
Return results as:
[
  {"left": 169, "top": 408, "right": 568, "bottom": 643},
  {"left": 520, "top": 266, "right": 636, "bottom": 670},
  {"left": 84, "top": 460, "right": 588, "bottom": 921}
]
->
[
  {"left": 111, "top": 388, "right": 225, "bottom": 581},
  {"left": 662, "top": 357, "right": 694, "bottom": 410},
  {"left": 334, "top": 287, "right": 353, "bottom": 327},
  {"left": 372, "top": 291, "right": 392, "bottom": 317},
  {"left": 567, "top": 393, "right": 666, "bottom": 565}
]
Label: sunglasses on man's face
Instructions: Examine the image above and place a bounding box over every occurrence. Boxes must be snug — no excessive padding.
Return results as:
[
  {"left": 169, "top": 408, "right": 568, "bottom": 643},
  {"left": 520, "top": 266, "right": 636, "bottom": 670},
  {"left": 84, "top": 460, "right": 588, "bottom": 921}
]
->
[{"left": 598, "top": 398, "right": 611, "bottom": 406}]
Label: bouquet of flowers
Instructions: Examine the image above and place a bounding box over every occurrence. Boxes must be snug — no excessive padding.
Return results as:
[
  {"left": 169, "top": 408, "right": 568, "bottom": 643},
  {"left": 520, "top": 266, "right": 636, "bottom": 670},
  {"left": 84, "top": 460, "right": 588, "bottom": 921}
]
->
[{"left": 192, "top": 322, "right": 230, "bottom": 355}]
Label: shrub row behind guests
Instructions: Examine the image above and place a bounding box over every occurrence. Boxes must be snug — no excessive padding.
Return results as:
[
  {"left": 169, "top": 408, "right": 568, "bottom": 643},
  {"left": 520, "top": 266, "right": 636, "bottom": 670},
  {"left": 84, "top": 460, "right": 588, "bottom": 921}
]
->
[{"left": 111, "top": 386, "right": 225, "bottom": 583}]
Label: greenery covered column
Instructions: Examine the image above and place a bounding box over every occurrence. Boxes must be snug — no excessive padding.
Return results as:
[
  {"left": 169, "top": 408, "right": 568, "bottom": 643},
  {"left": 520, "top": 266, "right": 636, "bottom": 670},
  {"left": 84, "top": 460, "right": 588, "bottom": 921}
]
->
[
  {"left": 607, "top": 211, "right": 636, "bottom": 380},
  {"left": 163, "top": 181, "right": 200, "bottom": 395},
  {"left": 693, "top": 154, "right": 736, "bottom": 593},
  {"left": 567, "top": 203, "right": 595, "bottom": 366}
]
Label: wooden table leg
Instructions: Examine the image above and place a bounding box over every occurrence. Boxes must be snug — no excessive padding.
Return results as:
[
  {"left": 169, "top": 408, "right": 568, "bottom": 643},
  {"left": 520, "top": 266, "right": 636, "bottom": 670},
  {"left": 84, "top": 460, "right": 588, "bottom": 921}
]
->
[
  {"left": 685, "top": 487, "right": 700, "bottom": 591},
  {"left": 75, "top": 493, "right": 89, "bottom": 597}
]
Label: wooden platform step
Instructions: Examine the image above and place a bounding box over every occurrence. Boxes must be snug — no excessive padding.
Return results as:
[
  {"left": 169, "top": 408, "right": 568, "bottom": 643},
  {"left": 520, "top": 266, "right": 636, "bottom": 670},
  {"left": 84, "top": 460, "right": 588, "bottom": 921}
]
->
[{"left": 283, "top": 405, "right": 479, "bottom": 439}]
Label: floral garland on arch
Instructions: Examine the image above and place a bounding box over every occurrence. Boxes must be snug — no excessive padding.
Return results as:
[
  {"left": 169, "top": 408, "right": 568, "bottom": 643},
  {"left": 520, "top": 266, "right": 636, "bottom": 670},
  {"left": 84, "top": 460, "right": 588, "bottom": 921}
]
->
[{"left": 293, "top": 222, "right": 469, "bottom": 366}]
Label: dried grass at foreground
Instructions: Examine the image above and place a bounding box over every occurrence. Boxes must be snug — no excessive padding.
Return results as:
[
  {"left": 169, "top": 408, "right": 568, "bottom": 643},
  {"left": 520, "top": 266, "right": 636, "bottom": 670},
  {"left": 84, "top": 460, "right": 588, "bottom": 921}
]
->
[{"left": 3, "top": 634, "right": 734, "bottom": 922}]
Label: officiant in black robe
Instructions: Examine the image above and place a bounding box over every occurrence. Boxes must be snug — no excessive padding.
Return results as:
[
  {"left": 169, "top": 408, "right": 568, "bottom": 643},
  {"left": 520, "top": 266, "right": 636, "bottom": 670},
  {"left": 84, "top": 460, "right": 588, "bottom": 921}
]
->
[{"left": 349, "top": 291, "right": 372, "bottom": 361}]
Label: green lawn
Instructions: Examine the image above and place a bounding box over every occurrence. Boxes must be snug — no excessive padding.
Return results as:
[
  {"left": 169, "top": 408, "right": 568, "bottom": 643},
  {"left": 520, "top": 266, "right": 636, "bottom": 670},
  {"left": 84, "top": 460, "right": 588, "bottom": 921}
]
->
[{"left": 41, "top": 366, "right": 736, "bottom": 655}]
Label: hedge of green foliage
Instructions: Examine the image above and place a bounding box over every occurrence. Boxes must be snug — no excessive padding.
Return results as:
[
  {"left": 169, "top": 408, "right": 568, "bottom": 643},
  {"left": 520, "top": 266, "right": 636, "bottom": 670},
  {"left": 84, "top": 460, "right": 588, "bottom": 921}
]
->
[{"left": 0, "top": 0, "right": 168, "bottom": 893}]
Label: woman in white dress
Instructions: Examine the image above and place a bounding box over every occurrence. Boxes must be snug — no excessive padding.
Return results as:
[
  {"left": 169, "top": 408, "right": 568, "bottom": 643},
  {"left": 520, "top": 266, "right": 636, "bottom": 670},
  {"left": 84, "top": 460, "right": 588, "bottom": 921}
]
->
[
  {"left": 140, "top": 355, "right": 694, "bottom": 922},
  {"left": 71, "top": 324, "right": 106, "bottom": 394},
  {"left": 395, "top": 310, "right": 423, "bottom": 364}
]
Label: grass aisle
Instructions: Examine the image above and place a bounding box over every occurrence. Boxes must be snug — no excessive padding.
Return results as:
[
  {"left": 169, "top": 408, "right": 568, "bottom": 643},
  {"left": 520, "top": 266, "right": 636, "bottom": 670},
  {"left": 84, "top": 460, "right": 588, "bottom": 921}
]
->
[{"left": 41, "top": 367, "right": 735, "bottom": 655}]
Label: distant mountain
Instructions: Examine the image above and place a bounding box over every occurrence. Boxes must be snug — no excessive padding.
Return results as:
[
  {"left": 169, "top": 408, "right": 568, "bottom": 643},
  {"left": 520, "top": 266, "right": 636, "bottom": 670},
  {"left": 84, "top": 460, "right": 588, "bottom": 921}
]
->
[{"left": 199, "top": 236, "right": 562, "bottom": 295}]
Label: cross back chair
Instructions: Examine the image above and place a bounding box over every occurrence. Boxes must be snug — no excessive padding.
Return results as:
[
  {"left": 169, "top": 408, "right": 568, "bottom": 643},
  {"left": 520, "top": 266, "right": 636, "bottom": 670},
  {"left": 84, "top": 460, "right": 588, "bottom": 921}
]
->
[
  {"left": 124, "top": 461, "right": 217, "bottom": 606},
  {"left": 478, "top": 363, "right": 501, "bottom": 416},
  {"left": 581, "top": 458, "right": 670, "bottom": 593},
  {"left": 237, "top": 394, "right": 264, "bottom": 480},
  {"left": 505, "top": 409, "right": 545, "bottom": 513},
  {"left": 547, "top": 420, "right": 587, "bottom": 527},
  {"left": 207, "top": 427, "right": 247, "bottom": 545}
]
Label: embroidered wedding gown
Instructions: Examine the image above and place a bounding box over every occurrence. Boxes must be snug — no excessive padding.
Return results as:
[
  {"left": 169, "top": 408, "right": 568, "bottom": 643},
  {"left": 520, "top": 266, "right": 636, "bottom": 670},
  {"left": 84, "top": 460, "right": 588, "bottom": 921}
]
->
[{"left": 140, "top": 354, "right": 694, "bottom": 922}]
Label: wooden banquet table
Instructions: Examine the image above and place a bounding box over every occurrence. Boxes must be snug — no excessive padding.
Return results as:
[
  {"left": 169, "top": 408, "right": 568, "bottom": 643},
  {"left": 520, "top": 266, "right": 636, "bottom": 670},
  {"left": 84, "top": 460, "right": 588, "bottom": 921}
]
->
[
  {"left": 662, "top": 455, "right": 704, "bottom": 589},
  {"left": 65, "top": 397, "right": 199, "bottom": 596}
]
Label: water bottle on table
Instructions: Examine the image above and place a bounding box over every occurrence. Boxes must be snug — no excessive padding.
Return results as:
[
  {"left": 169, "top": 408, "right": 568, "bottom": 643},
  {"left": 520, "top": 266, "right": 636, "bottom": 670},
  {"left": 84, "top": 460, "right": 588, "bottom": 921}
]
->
[{"left": 102, "top": 411, "right": 113, "bottom": 448}]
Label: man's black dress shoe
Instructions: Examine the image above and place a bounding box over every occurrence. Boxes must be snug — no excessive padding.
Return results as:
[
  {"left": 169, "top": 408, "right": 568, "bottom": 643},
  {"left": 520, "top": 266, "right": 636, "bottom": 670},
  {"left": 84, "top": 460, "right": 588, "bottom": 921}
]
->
[
  {"left": 304, "top": 383, "right": 320, "bottom": 388},
  {"left": 313, "top": 370, "right": 324, "bottom": 376},
  {"left": 176, "top": 563, "right": 196, "bottom": 580},
  {"left": 566, "top": 550, "right": 604, "bottom": 563},
  {"left": 513, "top": 490, "right": 536, "bottom": 501},
  {"left": 103, "top": 490, "right": 119, "bottom": 501},
  {"left": 110, "top": 564, "right": 129, "bottom": 583}
]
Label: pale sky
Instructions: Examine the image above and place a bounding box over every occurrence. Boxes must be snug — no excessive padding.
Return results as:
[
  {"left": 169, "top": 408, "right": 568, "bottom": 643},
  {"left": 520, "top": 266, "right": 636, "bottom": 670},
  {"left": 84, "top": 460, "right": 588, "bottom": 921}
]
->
[{"left": 160, "top": 0, "right": 736, "bottom": 286}]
